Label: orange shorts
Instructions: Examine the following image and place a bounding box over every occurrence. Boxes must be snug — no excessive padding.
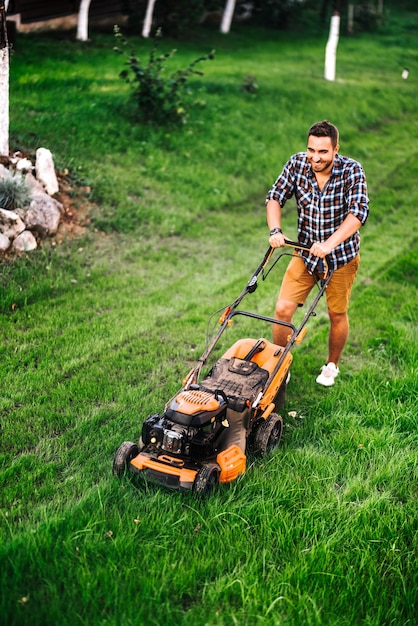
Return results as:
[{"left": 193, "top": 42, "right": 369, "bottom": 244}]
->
[{"left": 278, "top": 254, "right": 360, "bottom": 313}]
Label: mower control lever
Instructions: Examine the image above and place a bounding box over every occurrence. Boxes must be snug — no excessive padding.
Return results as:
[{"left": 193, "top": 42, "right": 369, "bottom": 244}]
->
[
  {"left": 247, "top": 276, "right": 258, "bottom": 293},
  {"left": 282, "top": 239, "right": 332, "bottom": 277}
]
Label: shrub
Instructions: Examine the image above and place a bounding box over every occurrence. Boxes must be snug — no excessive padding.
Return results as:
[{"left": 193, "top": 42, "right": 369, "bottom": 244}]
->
[
  {"left": 253, "top": 0, "right": 317, "bottom": 30},
  {"left": 0, "top": 170, "right": 31, "bottom": 211},
  {"left": 354, "top": 3, "right": 381, "bottom": 32},
  {"left": 114, "top": 26, "right": 215, "bottom": 126}
]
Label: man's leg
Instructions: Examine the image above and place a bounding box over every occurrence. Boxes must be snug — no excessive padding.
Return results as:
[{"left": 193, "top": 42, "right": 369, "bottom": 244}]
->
[
  {"left": 273, "top": 299, "right": 299, "bottom": 346},
  {"left": 316, "top": 256, "right": 360, "bottom": 386},
  {"left": 327, "top": 309, "right": 349, "bottom": 366},
  {"left": 273, "top": 256, "right": 315, "bottom": 346}
]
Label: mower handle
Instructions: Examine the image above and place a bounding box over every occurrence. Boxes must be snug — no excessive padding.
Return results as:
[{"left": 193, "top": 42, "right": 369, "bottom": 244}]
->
[
  {"left": 184, "top": 239, "right": 332, "bottom": 388},
  {"left": 246, "top": 240, "right": 331, "bottom": 296},
  {"left": 260, "top": 239, "right": 332, "bottom": 279}
]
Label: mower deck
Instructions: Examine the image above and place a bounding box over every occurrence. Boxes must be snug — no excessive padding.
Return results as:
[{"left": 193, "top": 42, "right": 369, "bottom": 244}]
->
[{"left": 129, "top": 445, "right": 246, "bottom": 492}]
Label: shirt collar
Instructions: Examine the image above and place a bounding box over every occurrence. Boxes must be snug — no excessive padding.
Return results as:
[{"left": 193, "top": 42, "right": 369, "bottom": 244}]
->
[{"left": 331, "top": 153, "right": 343, "bottom": 177}]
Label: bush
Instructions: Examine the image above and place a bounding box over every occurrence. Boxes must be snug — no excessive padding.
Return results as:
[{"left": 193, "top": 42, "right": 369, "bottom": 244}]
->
[
  {"left": 114, "top": 26, "right": 215, "bottom": 125},
  {"left": 152, "top": 0, "right": 208, "bottom": 37},
  {"left": 253, "top": 0, "right": 318, "bottom": 30},
  {"left": 354, "top": 3, "right": 381, "bottom": 32},
  {"left": 0, "top": 170, "right": 31, "bottom": 211}
]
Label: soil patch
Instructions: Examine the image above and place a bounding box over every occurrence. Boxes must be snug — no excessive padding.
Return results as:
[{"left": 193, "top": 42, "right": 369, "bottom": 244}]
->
[{"left": 54, "top": 169, "right": 94, "bottom": 243}]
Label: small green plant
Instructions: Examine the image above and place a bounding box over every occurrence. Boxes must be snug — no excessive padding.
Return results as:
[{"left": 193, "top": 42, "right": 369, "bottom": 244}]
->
[
  {"left": 114, "top": 26, "right": 215, "bottom": 125},
  {"left": 241, "top": 74, "right": 259, "bottom": 94},
  {"left": 0, "top": 170, "right": 31, "bottom": 211}
]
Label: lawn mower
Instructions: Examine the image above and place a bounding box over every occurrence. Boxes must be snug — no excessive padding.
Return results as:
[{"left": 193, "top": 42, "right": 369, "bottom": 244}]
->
[{"left": 113, "top": 241, "right": 333, "bottom": 495}]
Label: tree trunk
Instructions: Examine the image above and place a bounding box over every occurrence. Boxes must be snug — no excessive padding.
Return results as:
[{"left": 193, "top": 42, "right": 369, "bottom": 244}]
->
[
  {"left": 76, "top": 0, "right": 92, "bottom": 42},
  {"left": 324, "top": 12, "right": 340, "bottom": 81},
  {"left": 320, "top": 0, "right": 332, "bottom": 25},
  {"left": 142, "top": 0, "right": 157, "bottom": 38},
  {"left": 0, "top": 2, "right": 9, "bottom": 156},
  {"left": 220, "top": 0, "right": 236, "bottom": 34},
  {"left": 347, "top": 3, "right": 354, "bottom": 35}
]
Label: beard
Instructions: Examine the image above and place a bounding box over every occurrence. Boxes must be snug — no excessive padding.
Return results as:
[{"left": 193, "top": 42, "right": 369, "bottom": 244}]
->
[{"left": 310, "top": 159, "right": 333, "bottom": 173}]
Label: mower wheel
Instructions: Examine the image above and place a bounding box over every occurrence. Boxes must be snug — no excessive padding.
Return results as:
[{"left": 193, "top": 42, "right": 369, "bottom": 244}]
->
[
  {"left": 253, "top": 413, "right": 283, "bottom": 456},
  {"left": 193, "top": 464, "right": 220, "bottom": 496},
  {"left": 113, "top": 441, "right": 139, "bottom": 477}
]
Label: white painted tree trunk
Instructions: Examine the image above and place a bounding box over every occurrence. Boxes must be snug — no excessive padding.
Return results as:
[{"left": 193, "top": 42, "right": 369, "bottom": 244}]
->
[
  {"left": 142, "top": 0, "right": 157, "bottom": 38},
  {"left": 0, "top": 47, "right": 9, "bottom": 156},
  {"left": 220, "top": 0, "right": 236, "bottom": 34},
  {"left": 0, "top": 5, "right": 9, "bottom": 156},
  {"left": 324, "top": 13, "right": 340, "bottom": 81},
  {"left": 76, "top": 0, "right": 92, "bottom": 42}
]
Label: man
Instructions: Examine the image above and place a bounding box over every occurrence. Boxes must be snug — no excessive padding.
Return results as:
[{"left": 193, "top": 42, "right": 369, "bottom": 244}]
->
[{"left": 266, "top": 120, "right": 369, "bottom": 386}]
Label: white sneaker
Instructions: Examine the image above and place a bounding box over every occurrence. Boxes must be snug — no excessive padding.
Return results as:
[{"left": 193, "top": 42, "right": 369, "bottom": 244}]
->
[{"left": 316, "top": 362, "right": 339, "bottom": 387}]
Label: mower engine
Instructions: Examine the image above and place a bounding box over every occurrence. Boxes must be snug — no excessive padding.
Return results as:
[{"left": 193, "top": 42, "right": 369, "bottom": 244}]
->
[{"left": 141, "top": 388, "right": 228, "bottom": 461}]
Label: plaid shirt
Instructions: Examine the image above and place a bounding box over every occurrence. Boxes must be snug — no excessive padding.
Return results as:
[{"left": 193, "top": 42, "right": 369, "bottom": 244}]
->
[{"left": 266, "top": 152, "right": 369, "bottom": 273}]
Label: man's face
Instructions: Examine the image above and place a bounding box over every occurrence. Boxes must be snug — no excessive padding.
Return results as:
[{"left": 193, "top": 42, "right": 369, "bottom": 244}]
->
[{"left": 307, "top": 135, "right": 339, "bottom": 175}]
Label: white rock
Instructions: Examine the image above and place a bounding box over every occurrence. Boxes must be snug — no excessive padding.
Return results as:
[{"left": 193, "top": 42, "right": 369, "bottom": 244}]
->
[
  {"left": 0, "top": 164, "right": 8, "bottom": 178},
  {"left": 0, "top": 233, "right": 10, "bottom": 251},
  {"left": 15, "top": 157, "right": 34, "bottom": 173},
  {"left": 23, "top": 193, "right": 63, "bottom": 236},
  {"left": 12, "top": 230, "right": 37, "bottom": 252},
  {"left": 0, "top": 208, "right": 26, "bottom": 238},
  {"left": 35, "top": 147, "right": 59, "bottom": 195},
  {"left": 24, "top": 172, "right": 47, "bottom": 194}
]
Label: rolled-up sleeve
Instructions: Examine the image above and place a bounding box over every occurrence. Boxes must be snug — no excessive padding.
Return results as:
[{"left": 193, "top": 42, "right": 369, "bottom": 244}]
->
[
  {"left": 266, "top": 156, "right": 298, "bottom": 206},
  {"left": 346, "top": 163, "right": 369, "bottom": 225}
]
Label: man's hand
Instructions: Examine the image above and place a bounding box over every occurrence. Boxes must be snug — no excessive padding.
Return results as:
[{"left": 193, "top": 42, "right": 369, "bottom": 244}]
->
[
  {"left": 310, "top": 241, "right": 332, "bottom": 258},
  {"left": 309, "top": 214, "right": 362, "bottom": 258},
  {"left": 269, "top": 232, "right": 286, "bottom": 248}
]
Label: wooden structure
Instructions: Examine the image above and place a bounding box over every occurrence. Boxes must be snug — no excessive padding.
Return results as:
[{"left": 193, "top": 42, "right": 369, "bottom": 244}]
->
[{"left": 6, "top": 1, "right": 134, "bottom": 31}]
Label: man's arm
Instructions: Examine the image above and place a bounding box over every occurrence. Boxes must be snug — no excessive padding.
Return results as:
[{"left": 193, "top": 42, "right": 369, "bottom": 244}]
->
[
  {"left": 266, "top": 199, "right": 286, "bottom": 247},
  {"left": 266, "top": 155, "right": 300, "bottom": 247},
  {"left": 310, "top": 213, "right": 362, "bottom": 259}
]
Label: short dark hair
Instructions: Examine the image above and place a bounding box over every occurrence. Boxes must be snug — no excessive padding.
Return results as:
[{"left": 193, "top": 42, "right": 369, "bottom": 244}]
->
[{"left": 308, "top": 120, "right": 339, "bottom": 148}]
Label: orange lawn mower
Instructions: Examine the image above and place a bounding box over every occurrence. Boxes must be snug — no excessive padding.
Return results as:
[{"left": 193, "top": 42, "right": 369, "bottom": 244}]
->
[{"left": 113, "top": 241, "right": 333, "bottom": 495}]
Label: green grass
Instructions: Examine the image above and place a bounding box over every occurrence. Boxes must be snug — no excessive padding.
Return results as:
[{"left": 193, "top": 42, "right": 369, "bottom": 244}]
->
[{"left": 1, "top": 9, "right": 418, "bottom": 626}]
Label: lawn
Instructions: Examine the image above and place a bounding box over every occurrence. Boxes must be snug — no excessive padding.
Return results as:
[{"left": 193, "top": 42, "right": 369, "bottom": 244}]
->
[{"left": 1, "top": 7, "right": 417, "bottom": 626}]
